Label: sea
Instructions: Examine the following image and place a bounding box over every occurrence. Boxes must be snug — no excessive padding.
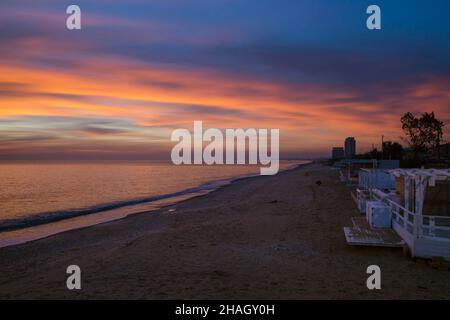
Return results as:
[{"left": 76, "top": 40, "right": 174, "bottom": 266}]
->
[{"left": 0, "top": 160, "right": 309, "bottom": 247}]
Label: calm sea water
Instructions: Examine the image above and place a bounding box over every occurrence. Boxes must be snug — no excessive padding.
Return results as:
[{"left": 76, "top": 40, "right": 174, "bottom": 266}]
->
[{"left": 0, "top": 160, "right": 306, "bottom": 232}]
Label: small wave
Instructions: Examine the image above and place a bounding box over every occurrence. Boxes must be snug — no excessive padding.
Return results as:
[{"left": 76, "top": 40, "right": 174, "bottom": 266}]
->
[
  {"left": 0, "top": 179, "right": 230, "bottom": 232},
  {"left": 0, "top": 161, "right": 309, "bottom": 233}
]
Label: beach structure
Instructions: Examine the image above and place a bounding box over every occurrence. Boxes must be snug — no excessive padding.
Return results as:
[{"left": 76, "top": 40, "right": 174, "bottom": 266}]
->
[
  {"left": 358, "top": 168, "right": 396, "bottom": 190},
  {"left": 345, "top": 168, "right": 450, "bottom": 261},
  {"left": 387, "top": 169, "right": 450, "bottom": 260},
  {"left": 366, "top": 200, "right": 391, "bottom": 229},
  {"left": 336, "top": 159, "right": 399, "bottom": 185},
  {"left": 356, "top": 169, "right": 396, "bottom": 214},
  {"left": 336, "top": 159, "right": 376, "bottom": 185}
]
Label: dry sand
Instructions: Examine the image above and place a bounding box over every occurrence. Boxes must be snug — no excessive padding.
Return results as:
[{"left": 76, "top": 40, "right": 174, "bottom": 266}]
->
[{"left": 0, "top": 163, "right": 449, "bottom": 299}]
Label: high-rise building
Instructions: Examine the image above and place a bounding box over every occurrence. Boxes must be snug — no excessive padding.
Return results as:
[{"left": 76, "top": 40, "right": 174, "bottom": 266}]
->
[
  {"left": 332, "top": 147, "right": 345, "bottom": 159},
  {"left": 345, "top": 137, "right": 356, "bottom": 158}
]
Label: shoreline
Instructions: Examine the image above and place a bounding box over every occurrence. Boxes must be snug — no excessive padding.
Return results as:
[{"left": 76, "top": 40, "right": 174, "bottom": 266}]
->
[
  {"left": 0, "top": 161, "right": 309, "bottom": 249},
  {"left": 0, "top": 163, "right": 449, "bottom": 299}
]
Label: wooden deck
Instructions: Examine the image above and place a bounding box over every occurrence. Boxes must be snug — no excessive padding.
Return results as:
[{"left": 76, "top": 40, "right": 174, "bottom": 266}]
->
[{"left": 344, "top": 217, "right": 405, "bottom": 248}]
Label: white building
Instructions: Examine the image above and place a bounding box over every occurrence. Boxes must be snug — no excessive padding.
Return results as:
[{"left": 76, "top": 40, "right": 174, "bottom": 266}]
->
[
  {"left": 349, "top": 168, "right": 450, "bottom": 261},
  {"left": 388, "top": 169, "right": 450, "bottom": 260}
]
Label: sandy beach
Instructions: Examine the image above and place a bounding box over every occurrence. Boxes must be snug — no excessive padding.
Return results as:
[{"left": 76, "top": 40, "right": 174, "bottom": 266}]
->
[{"left": 0, "top": 163, "right": 449, "bottom": 299}]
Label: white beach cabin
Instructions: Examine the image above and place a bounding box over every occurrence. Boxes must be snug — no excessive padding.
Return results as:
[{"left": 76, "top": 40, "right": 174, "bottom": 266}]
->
[
  {"left": 386, "top": 169, "right": 450, "bottom": 260},
  {"left": 356, "top": 169, "right": 395, "bottom": 214},
  {"left": 345, "top": 168, "right": 450, "bottom": 260}
]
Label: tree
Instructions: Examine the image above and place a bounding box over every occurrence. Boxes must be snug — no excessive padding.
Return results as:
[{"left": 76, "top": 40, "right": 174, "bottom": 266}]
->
[
  {"left": 382, "top": 141, "right": 404, "bottom": 160},
  {"left": 400, "top": 112, "right": 444, "bottom": 159},
  {"left": 357, "top": 147, "right": 382, "bottom": 160},
  {"left": 420, "top": 112, "right": 445, "bottom": 160}
]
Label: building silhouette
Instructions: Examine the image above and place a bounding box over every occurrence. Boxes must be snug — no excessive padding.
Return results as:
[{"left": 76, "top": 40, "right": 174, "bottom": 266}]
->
[
  {"left": 345, "top": 137, "right": 356, "bottom": 158},
  {"left": 332, "top": 147, "right": 345, "bottom": 159}
]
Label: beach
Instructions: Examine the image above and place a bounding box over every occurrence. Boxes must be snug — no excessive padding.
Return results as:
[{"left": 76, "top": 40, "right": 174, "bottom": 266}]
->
[{"left": 0, "top": 163, "right": 448, "bottom": 299}]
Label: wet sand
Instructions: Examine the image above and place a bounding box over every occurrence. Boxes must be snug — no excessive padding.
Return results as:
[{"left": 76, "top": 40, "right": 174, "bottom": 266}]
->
[{"left": 0, "top": 163, "right": 449, "bottom": 299}]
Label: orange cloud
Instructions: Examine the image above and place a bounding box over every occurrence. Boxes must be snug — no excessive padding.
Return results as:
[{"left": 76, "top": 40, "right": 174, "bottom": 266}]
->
[{"left": 1, "top": 55, "right": 449, "bottom": 159}]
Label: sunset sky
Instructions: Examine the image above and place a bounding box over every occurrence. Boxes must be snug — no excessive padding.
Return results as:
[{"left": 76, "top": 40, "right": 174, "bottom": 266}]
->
[{"left": 1, "top": 0, "right": 449, "bottom": 160}]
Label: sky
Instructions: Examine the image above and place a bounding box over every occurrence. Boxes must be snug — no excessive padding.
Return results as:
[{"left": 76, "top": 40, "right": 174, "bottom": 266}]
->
[{"left": 0, "top": 0, "right": 449, "bottom": 160}]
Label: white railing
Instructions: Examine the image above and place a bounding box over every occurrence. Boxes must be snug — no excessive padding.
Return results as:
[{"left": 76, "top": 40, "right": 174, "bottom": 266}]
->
[
  {"left": 421, "top": 215, "right": 450, "bottom": 240},
  {"left": 371, "top": 191, "right": 384, "bottom": 202},
  {"left": 356, "top": 179, "right": 450, "bottom": 244},
  {"left": 387, "top": 199, "right": 417, "bottom": 236},
  {"left": 386, "top": 199, "right": 450, "bottom": 241}
]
